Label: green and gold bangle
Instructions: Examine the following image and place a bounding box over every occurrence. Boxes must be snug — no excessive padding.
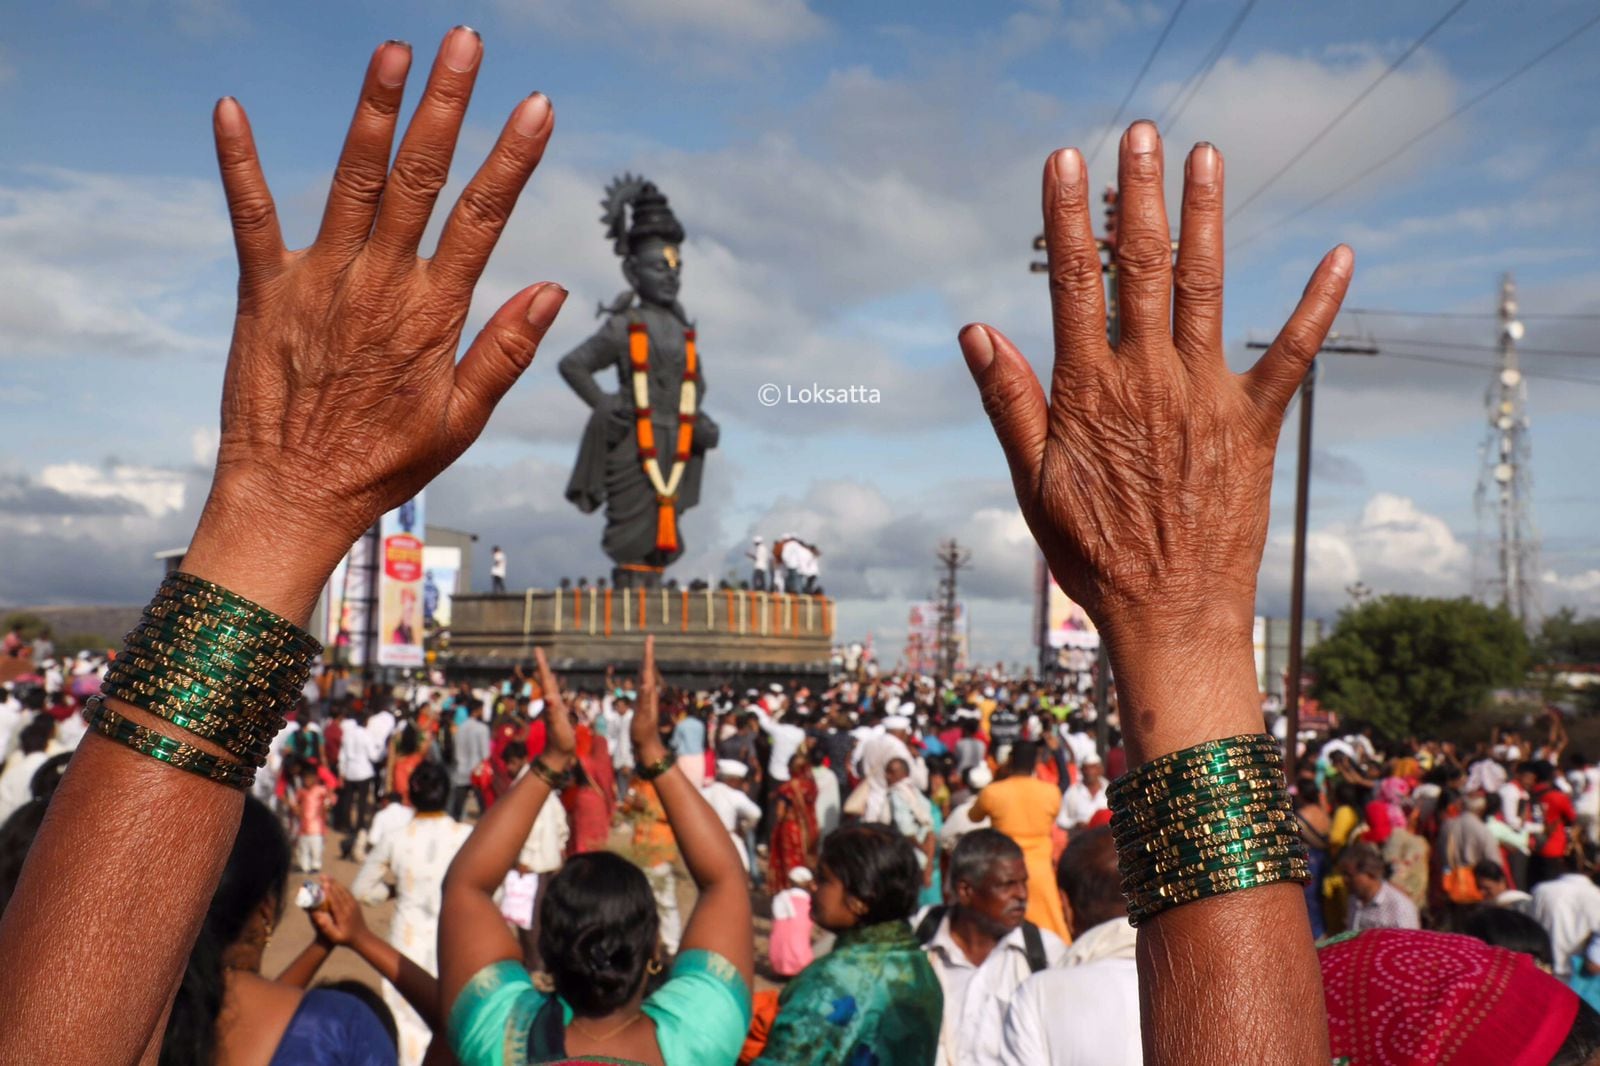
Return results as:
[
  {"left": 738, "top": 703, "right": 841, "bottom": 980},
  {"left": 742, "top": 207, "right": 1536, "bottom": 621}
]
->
[
  {"left": 85, "top": 696, "right": 256, "bottom": 789},
  {"left": 1110, "top": 732, "right": 1307, "bottom": 926},
  {"left": 94, "top": 572, "right": 320, "bottom": 783}
]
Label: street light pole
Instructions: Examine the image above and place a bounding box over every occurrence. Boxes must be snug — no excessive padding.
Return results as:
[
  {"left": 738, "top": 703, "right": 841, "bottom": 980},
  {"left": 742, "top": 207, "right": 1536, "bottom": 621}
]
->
[{"left": 1245, "top": 336, "right": 1377, "bottom": 784}]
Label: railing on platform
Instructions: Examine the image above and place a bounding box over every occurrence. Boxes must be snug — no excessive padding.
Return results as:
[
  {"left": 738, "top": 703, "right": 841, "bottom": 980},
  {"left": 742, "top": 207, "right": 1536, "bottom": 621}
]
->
[{"left": 472, "top": 588, "right": 834, "bottom": 641}]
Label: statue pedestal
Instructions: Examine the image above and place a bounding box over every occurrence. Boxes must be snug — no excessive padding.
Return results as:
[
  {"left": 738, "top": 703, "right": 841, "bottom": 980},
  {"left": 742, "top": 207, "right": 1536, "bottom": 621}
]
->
[{"left": 444, "top": 587, "right": 833, "bottom": 688}]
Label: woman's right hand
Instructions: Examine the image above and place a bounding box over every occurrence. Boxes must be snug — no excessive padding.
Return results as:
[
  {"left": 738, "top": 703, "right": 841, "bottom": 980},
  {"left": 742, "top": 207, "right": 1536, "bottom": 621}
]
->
[{"left": 180, "top": 29, "right": 567, "bottom": 626}]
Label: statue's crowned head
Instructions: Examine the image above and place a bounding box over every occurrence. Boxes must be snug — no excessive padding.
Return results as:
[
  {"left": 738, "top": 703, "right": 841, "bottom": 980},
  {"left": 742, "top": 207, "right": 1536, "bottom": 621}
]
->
[{"left": 602, "top": 174, "right": 685, "bottom": 311}]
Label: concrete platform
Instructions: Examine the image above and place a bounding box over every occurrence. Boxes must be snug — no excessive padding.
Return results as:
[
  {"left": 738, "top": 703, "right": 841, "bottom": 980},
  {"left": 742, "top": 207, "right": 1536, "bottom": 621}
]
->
[{"left": 444, "top": 588, "right": 833, "bottom": 688}]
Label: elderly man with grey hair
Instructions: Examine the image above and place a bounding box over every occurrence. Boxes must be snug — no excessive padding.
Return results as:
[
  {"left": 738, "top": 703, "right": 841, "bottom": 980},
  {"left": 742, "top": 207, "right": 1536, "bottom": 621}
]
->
[{"left": 919, "top": 828, "right": 1068, "bottom": 1066}]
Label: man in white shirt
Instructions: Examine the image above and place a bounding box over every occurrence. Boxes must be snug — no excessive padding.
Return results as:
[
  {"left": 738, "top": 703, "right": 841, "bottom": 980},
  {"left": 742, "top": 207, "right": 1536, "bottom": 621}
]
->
[
  {"left": 1056, "top": 755, "right": 1109, "bottom": 831},
  {"left": 0, "top": 715, "right": 53, "bottom": 826},
  {"left": 751, "top": 702, "right": 808, "bottom": 784},
  {"left": 367, "top": 789, "right": 415, "bottom": 852},
  {"left": 365, "top": 702, "right": 398, "bottom": 763},
  {"left": 1533, "top": 866, "right": 1600, "bottom": 977},
  {"left": 704, "top": 760, "right": 763, "bottom": 870},
  {"left": 490, "top": 545, "right": 508, "bottom": 594},
  {"left": 921, "top": 829, "right": 1068, "bottom": 1066},
  {"left": 337, "top": 712, "right": 380, "bottom": 860},
  {"left": 1002, "top": 828, "right": 1142, "bottom": 1066},
  {"left": 747, "top": 534, "right": 771, "bottom": 591},
  {"left": 0, "top": 685, "right": 23, "bottom": 764}
]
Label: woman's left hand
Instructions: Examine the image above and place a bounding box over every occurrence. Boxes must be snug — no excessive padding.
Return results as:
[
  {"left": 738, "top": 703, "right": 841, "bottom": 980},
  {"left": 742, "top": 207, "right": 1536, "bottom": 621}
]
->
[
  {"left": 534, "top": 648, "right": 576, "bottom": 766},
  {"left": 309, "top": 877, "right": 368, "bottom": 947}
]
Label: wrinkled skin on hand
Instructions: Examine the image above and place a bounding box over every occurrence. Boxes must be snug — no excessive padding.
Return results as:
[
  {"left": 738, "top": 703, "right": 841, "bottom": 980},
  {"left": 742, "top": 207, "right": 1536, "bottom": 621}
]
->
[
  {"left": 187, "top": 30, "right": 568, "bottom": 622},
  {"left": 961, "top": 121, "right": 1352, "bottom": 648}
]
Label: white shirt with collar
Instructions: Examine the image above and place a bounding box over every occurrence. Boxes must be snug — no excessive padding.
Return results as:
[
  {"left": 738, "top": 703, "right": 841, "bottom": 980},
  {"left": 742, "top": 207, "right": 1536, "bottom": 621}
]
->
[
  {"left": 751, "top": 706, "right": 808, "bottom": 781},
  {"left": 962, "top": 921, "right": 1070, "bottom": 1066},
  {"left": 703, "top": 779, "right": 762, "bottom": 870},
  {"left": 365, "top": 708, "right": 397, "bottom": 752},
  {"left": 338, "top": 720, "right": 378, "bottom": 783},
  {"left": 922, "top": 914, "right": 981, "bottom": 1066},
  {"left": 368, "top": 800, "right": 415, "bottom": 852},
  {"left": 1001, "top": 917, "right": 1141, "bottom": 1066},
  {"left": 1056, "top": 780, "right": 1109, "bottom": 830}
]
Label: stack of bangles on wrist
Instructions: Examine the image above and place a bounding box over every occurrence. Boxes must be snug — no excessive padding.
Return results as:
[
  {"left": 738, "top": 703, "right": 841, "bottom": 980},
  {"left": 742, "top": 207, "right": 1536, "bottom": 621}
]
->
[
  {"left": 1109, "top": 733, "right": 1309, "bottom": 926},
  {"left": 85, "top": 571, "right": 320, "bottom": 790}
]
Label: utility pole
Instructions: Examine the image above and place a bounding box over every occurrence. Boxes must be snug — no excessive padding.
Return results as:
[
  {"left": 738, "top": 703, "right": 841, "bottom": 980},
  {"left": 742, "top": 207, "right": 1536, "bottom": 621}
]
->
[
  {"left": 935, "top": 539, "right": 971, "bottom": 684},
  {"left": 1245, "top": 334, "right": 1377, "bottom": 782},
  {"left": 1476, "top": 274, "right": 1539, "bottom": 628}
]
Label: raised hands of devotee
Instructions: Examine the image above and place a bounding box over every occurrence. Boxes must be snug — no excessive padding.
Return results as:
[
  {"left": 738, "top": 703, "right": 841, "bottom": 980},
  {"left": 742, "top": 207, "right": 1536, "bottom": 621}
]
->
[
  {"left": 959, "top": 120, "right": 1351, "bottom": 765},
  {"left": 631, "top": 636, "right": 668, "bottom": 763},
  {"left": 182, "top": 28, "right": 566, "bottom": 626},
  {"left": 533, "top": 647, "right": 577, "bottom": 764},
  {"left": 308, "top": 876, "right": 368, "bottom": 947}
]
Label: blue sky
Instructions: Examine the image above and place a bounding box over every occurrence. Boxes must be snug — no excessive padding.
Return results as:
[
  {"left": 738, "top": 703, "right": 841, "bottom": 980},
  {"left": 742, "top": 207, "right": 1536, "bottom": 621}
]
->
[{"left": 3, "top": 0, "right": 1598, "bottom": 665}]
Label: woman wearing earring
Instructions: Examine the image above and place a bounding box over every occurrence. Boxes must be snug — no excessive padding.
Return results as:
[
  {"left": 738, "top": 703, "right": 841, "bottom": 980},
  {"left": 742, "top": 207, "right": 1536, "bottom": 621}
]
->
[
  {"left": 440, "top": 637, "right": 754, "bottom": 1065},
  {"left": 752, "top": 823, "right": 942, "bottom": 1065}
]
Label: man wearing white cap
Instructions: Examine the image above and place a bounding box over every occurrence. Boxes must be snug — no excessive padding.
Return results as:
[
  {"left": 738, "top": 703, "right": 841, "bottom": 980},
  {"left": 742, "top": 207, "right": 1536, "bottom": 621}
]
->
[
  {"left": 746, "top": 533, "right": 771, "bottom": 591},
  {"left": 705, "top": 758, "right": 762, "bottom": 870},
  {"left": 1056, "top": 755, "right": 1109, "bottom": 832}
]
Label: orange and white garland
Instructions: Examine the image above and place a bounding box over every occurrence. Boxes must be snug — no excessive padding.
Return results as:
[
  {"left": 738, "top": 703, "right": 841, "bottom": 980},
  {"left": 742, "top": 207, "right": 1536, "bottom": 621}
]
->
[{"left": 629, "top": 321, "right": 698, "bottom": 553}]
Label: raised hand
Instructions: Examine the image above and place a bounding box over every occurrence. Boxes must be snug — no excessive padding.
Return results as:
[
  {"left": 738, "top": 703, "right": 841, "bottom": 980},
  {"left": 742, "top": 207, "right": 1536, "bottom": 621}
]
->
[
  {"left": 183, "top": 29, "right": 566, "bottom": 624},
  {"left": 630, "top": 636, "right": 668, "bottom": 763},
  {"left": 959, "top": 121, "right": 1351, "bottom": 760},
  {"left": 533, "top": 648, "right": 576, "bottom": 764}
]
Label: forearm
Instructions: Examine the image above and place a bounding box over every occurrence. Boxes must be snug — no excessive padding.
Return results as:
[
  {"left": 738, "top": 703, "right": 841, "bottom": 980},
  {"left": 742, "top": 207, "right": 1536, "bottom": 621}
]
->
[
  {"left": 1107, "top": 613, "right": 1326, "bottom": 1065},
  {"left": 557, "top": 348, "right": 609, "bottom": 410},
  {"left": 352, "top": 929, "right": 442, "bottom": 1030},
  {"left": 277, "top": 938, "right": 333, "bottom": 987}
]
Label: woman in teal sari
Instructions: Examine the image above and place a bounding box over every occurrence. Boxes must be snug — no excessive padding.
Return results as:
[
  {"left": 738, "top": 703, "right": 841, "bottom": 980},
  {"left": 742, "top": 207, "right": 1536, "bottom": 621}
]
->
[
  {"left": 440, "top": 639, "right": 754, "bottom": 1065},
  {"left": 754, "top": 824, "right": 943, "bottom": 1065}
]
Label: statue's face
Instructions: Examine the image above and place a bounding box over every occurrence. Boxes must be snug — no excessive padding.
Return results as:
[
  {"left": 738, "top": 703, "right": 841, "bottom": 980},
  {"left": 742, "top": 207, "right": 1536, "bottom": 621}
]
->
[{"left": 625, "top": 238, "right": 681, "bottom": 308}]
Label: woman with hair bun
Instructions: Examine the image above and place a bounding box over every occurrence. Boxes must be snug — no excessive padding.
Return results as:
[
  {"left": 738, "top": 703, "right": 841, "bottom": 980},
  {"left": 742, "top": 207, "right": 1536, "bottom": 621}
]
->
[{"left": 440, "top": 637, "right": 754, "bottom": 1065}]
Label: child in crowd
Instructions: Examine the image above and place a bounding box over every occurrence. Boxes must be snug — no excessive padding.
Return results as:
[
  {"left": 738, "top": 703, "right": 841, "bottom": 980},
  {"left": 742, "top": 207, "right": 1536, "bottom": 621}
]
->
[
  {"left": 769, "top": 865, "right": 815, "bottom": 977},
  {"left": 294, "top": 762, "right": 331, "bottom": 874}
]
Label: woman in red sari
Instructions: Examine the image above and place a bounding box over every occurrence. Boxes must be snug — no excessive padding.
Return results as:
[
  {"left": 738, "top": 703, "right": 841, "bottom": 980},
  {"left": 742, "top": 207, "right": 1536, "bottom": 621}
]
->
[
  {"left": 562, "top": 725, "right": 617, "bottom": 856},
  {"left": 767, "top": 752, "right": 819, "bottom": 894}
]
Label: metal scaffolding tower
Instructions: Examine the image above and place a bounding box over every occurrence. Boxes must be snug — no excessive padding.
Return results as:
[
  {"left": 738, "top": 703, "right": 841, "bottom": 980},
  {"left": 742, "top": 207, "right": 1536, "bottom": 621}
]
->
[{"left": 1475, "top": 273, "right": 1541, "bottom": 627}]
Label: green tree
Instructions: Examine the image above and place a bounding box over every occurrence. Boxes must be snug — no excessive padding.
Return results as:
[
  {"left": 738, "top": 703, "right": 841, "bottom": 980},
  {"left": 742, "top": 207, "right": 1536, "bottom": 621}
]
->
[
  {"left": 1534, "top": 608, "right": 1600, "bottom": 664},
  {"left": 1306, "top": 595, "right": 1529, "bottom": 740}
]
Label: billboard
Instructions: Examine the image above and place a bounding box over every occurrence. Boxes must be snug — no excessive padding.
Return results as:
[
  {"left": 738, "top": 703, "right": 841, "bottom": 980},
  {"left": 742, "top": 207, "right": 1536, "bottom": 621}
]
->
[
  {"left": 377, "top": 495, "right": 426, "bottom": 668},
  {"left": 905, "top": 600, "right": 968, "bottom": 674},
  {"left": 1041, "top": 566, "right": 1099, "bottom": 650},
  {"left": 423, "top": 545, "right": 461, "bottom": 630},
  {"left": 326, "top": 529, "right": 377, "bottom": 666}
]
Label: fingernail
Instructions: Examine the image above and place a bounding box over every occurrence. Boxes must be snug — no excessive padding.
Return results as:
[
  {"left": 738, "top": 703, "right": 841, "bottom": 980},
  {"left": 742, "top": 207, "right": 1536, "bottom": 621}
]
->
[
  {"left": 1190, "top": 142, "right": 1218, "bottom": 184},
  {"left": 215, "top": 97, "right": 244, "bottom": 136},
  {"left": 960, "top": 324, "right": 995, "bottom": 376},
  {"left": 377, "top": 41, "right": 411, "bottom": 88},
  {"left": 1328, "top": 245, "right": 1353, "bottom": 279},
  {"left": 1053, "top": 148, "right": 1081, "bottom": 185},
  {"left": 513, "top": 92, "right": 552, "bottom": 139},
  {"left": 1128, "top": 120, "right": 1158, "bottom": 155},
  {"left": 527, "top": 283, "right": 569, "bottom": 324},
  {"left": 444, "top": 25, "right": 482, "bottom": 73}
]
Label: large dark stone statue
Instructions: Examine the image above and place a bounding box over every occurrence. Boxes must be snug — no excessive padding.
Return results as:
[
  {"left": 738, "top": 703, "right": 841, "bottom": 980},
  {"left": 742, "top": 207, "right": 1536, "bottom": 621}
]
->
[{"left": 560, "top": 176, "right": 720, "bottom": 589}]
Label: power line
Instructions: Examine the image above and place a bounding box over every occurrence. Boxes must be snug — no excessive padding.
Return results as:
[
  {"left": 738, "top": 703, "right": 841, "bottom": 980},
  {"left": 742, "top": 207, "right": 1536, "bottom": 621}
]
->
[
  {"left": 1364, "top": 336, "right": 1600, "bottom": 360},
  {"left": 1344, "top": 307, "right": 1600, "bottom": 321},
  {"left": 1226, "top": 0, "right": 1470, "bottom": 222},
  {"left": 1230, "top": 8, "right": 1600, "bottom": 251},
  {"left": 1382, "top": 349, "right": 1600, "bottom": 388},
  {"left": 1157, "top": 0, "right": 1258, "bottom": 132},
  {"left": 1085, "top": 0, "right": 1192, "bottom": 169}
]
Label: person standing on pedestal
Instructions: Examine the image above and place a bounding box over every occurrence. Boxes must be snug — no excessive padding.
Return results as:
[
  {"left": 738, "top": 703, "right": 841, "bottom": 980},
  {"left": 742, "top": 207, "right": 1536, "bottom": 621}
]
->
[
  {"left": 490, "top": 545, "right": 507, "bottom": 594},
  {"left": 747, "top": 534, "right": 770, "bottom": 591},
  {"left": 560, "top": 176, "right": 719, "bottom": 590}
]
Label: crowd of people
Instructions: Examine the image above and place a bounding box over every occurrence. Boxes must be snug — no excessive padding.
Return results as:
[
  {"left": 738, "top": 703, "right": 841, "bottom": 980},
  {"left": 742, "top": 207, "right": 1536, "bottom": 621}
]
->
[{"left": 8, "top": 646, "right": 1600, "bottom": 1064}]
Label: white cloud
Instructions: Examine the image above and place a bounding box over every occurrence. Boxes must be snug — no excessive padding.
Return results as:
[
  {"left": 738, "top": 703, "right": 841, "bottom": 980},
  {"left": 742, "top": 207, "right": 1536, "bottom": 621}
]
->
[
  {"left": 37, "top": 462, "right": 188, "bottom": 517},
  {"left": 0, "top": 168, "right": 231, "bottom": 359}
]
